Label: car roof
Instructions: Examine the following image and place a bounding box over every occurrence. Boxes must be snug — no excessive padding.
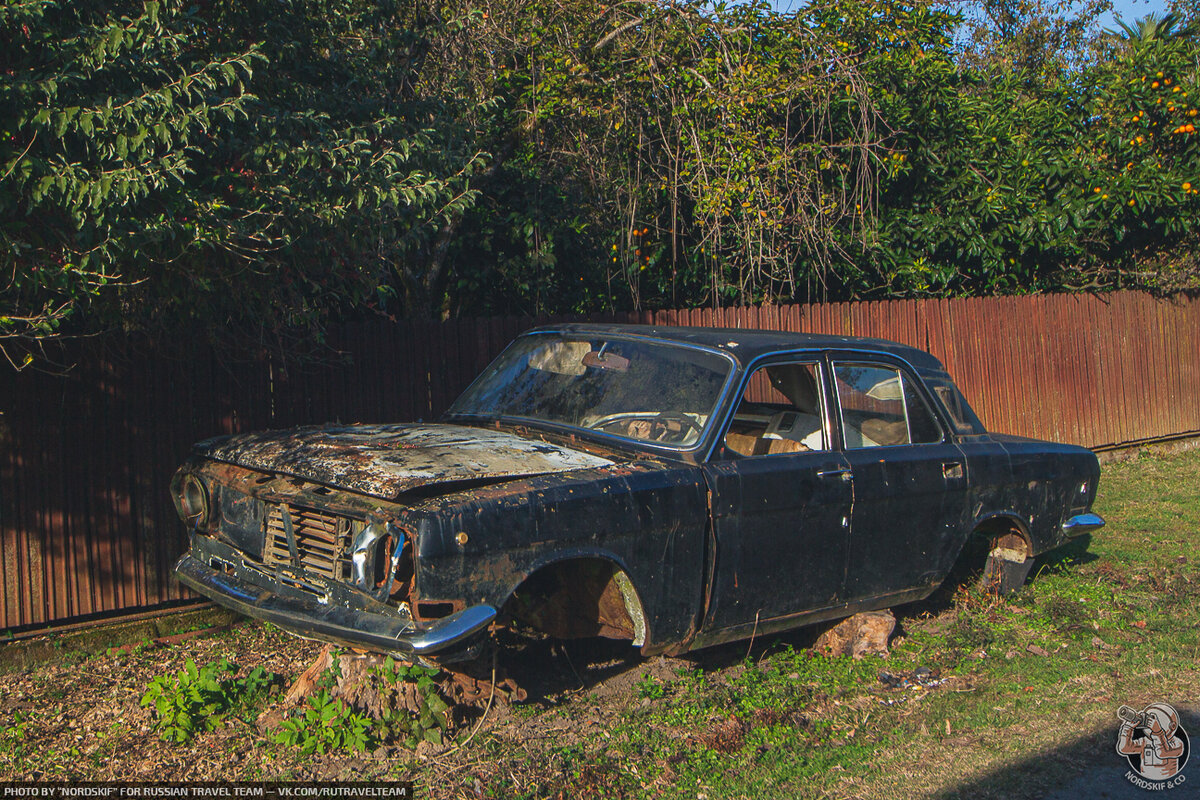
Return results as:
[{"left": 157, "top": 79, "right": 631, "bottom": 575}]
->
[{"left": 529, "top": 323, "right": 948, "bottom": 374}]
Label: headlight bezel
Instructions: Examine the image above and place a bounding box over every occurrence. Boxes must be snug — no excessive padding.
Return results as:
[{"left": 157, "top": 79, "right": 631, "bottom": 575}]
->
[{"left": 179, "top": 473, "right": 212, "bottom": 528}]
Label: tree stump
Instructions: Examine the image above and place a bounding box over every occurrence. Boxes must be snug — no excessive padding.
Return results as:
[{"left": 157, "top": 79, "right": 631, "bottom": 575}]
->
[{"left": 258, "top": 645, "right": 526, "bottom": 740}]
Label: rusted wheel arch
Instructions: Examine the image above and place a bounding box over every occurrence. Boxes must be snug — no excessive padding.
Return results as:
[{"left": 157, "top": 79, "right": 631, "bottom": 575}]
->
[
  {"left": 970, "top": 516, "right": 1034, "bottom": 595},
  {"left": 500, "top": 557, "right": 648, "bottom": 647}
]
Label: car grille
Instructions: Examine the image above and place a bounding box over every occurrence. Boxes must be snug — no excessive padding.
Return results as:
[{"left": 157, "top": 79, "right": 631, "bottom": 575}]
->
[{"left": 262, "top": 502, "right": 353, "bottom": 582}]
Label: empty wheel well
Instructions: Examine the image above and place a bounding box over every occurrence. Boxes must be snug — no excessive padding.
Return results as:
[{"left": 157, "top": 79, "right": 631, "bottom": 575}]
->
[
  {"left": 967, "top": 517, "right": 1033, "bottom": 594},
  {"left": 939, "top": 517, "right": 1033, "bottom": 597},
  {"left": 972, "top": 517, "right": 1031, "bottom": 561},
  {"left": 502, "top": 558, "right": 647, "bottom": 646}
]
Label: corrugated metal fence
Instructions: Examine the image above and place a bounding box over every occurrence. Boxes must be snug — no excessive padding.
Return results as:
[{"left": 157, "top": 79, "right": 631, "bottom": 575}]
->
[{"left": 1, "top": 291, "right": 1197, "bottom": 631}]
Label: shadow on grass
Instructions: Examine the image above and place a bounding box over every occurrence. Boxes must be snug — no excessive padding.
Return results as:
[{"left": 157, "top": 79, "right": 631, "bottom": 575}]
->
[
  {"left": 491, "top": 618, "right": 836, "bottom": 706},
  {"left": 1033, "top": 532, "right": 1101, "bottom": 574},
  {"left": 929, "top": 706, "right": 1198, "bottom": 800},
  {"left": 900, "top": 532, "right": 1100, "bottom": 621},
  {"left": 493, "top": 534, "right": 1106, "bottom": 706}
]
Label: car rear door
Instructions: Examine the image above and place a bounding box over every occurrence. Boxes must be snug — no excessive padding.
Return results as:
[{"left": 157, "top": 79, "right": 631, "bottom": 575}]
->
[{"left": 831, "top": 359, "right": 971, "bottom": 602}]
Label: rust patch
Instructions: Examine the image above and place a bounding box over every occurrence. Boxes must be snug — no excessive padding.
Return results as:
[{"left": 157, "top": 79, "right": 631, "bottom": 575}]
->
[
  {"left": 443, "top": 669, "right": 527, "bottom": 704},
  {"left": 198, "top": 423, "right": 615, "bottom": 499},
  {"left": 982, "top": 529, "right": 1033, "bottom": 594},
  {"left": 470, "top": 550, "right": 526, "bottom": 588},
  {"left": 509, "top": 561, "right": 637, "bottom": 641}
]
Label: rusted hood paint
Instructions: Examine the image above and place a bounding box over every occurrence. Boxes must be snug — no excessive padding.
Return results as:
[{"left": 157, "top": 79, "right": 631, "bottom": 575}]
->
[{"left": 196, "top": 423, "right": 615, "bottom": 499}]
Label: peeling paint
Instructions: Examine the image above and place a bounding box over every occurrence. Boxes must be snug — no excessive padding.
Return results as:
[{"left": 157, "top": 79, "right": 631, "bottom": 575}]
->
[{"left": 199, "top": 423, "right": 615, "bottom": 499}]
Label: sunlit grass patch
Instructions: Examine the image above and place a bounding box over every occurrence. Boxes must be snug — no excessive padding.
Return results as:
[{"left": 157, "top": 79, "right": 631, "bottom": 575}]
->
[{"left": 580, "top": 448, "right": 1200, "bottom": 798}]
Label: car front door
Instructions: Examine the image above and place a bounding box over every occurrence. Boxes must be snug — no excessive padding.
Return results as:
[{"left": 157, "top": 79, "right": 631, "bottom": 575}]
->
[
  {"left": 831, "top": 360, "right": 971, "bottom": 602},
  {"left": 699, "top": 358, "right": 852, "bottom": 639}
]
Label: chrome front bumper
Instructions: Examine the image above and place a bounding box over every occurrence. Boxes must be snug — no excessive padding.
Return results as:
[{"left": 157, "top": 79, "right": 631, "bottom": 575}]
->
[{"left": 174, "top": 552, "right": 495, "bottom": 659}]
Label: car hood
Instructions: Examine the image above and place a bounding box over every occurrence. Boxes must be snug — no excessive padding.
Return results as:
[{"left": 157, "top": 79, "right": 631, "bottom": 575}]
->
[{"left": 196, "top": 422, "right": 616, "bottom": 499}]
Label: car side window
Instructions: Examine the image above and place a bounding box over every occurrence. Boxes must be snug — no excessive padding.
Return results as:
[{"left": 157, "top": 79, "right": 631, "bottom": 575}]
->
[
  {"left": 724, "top": 362, "right": 827, "bottom": 457},
  {"left": 926, "top": 377, "right": 984, "bottom": 434},
  {"left": 833, "top": 363, "right": 942, "bottom": 448}
]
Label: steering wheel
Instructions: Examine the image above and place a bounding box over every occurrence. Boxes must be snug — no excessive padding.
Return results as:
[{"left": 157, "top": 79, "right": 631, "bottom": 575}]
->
[{"left": 653, "top": 411, "right": 703, "bottom": 440}]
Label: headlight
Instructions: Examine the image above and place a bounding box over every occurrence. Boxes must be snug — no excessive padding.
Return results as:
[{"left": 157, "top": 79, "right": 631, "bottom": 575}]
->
[
  {"left": 350, "top": 521, "right": 410, "bottom": 600},
  {"left": 180, "top": 474, "right": 211, "bottom": 528}
]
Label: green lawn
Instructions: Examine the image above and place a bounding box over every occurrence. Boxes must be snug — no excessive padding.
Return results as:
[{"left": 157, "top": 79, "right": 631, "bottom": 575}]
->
[{"left": 459, "top": 449, "right": 1200, "bottom": 799}]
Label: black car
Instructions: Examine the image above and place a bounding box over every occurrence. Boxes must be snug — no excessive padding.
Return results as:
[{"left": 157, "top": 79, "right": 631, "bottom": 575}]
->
[{"left": 172, "top": 324, "right": 1104, "bottom": 662}]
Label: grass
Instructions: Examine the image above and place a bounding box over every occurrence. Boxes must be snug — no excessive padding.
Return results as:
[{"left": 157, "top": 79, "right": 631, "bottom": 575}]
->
[
  {"left": 451, "top": 448, "right": 1200, "bottom": 799},
  {"left": 1, "top": 448, "right": 1197, "bottom": 797}
]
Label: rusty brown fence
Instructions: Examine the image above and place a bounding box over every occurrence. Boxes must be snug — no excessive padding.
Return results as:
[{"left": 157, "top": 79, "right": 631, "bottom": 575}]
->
[{"left": 1, "top": 290, "right": 1198, "bottom": 632}]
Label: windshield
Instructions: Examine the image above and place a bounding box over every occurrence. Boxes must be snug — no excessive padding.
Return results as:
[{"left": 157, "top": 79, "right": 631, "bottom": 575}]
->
[{"left": 447, "top": 333, "right": 733, "bottom": 448}]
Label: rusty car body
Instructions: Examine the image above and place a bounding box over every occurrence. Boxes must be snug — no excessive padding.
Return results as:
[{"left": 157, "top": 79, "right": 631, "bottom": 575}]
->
[{"left": 171, "top": 324, "right": 1105, "bottom": 662}]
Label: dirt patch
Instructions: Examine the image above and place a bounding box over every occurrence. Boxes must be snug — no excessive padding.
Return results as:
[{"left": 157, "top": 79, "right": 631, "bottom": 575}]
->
[
  {"left": 0, "top": 613, "right": 845, "bottom": 786},
  {"left": 0, "top": 622, "right": 325, "bottom": 780}
]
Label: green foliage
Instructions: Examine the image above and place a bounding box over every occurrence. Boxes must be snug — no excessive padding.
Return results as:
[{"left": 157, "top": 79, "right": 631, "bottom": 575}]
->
[
  {"left": 4, "top": 0, "right": 1198, "bottom": 365},
  {"left": 273, "top": 689, "right": 376, "bottom": 755},
  {"left": 440, "top": 0, "right": 919, "bottom": 312},
  {"left": 0, "top": 710, "right": 31, "bottom": 774},
  {"left": 954, "top": 0, "right": 1114, "bottom": 74},
  {"left": 870, "top": 5, "right": 1200, "bottom": 297},
  {"left": 2, "top": 1, "right": 260, "bottom": 350},
  {"left": 635, "top": 647, "right": 879, "bottom": 733},
  {"left": 272, "top": 656, "right": 451, "bottom": 755},
  {"left": 635, "top": 673, "right": 668, "bottom": 700},
  {"left": 371, "top": 656, "right": 451, "bottom": 749},
  {"left": 139, "top": 658, "right": 282, "bottom": 743},
  {"left": 435, "top": 0, "right": 1200, "bottom": 317},
  {"left": 1, "top": 0, "right": 481, "bottom": 366}
]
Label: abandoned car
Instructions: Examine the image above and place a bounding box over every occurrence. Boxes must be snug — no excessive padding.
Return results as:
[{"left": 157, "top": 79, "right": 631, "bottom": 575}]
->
[{"left": 172, "top": 324, "right": 1104, "bottom": 662}]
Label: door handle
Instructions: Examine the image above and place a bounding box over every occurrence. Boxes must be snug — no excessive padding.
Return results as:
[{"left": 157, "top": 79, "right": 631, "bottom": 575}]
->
[
  {"left": 942, "top": 461, "right": 964, "bottom": 479},
  {"left": 817, "top": 467, "right": 852, "bottom": 481}
]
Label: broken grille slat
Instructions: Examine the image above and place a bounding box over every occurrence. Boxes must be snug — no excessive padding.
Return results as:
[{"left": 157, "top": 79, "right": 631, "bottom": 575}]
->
[{"left": 262, "top": 502, "right": 353, "bottom": 582}]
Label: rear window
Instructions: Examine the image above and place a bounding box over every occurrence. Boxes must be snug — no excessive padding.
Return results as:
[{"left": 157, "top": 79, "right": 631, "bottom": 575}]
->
[{"left": 925, "top": 376, "right": 985, "bottom": 434}]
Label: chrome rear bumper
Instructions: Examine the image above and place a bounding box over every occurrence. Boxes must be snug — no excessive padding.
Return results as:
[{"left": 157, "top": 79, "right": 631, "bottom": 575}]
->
[{"left": 1061, "top": 512, "right": 1105, "bottom": 537}]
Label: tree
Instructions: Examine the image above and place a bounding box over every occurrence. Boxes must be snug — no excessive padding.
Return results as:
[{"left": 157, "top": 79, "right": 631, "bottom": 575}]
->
[
  {"left": 1109, "top": 10, "right": 1189, "bottom": 41},
  {"left": 950, "top": 0, "right": 1114, "bottom": 73},
  {"left": 4, "top": 0, "right": 1196, "bottom": 367},
  {"left": 0, "top": 0, "right": 482, "bottom": 368},
  {"left": 427, "top": 0, "right": 923, "bottom": 314}
]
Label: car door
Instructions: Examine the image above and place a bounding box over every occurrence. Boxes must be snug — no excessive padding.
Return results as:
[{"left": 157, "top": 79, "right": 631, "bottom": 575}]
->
[
  {"left": 831, "top": 359, "right": 971, "bottom": 601},
  {"left": 700, "top": 358, "right": 852, "bottom": 636}
]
